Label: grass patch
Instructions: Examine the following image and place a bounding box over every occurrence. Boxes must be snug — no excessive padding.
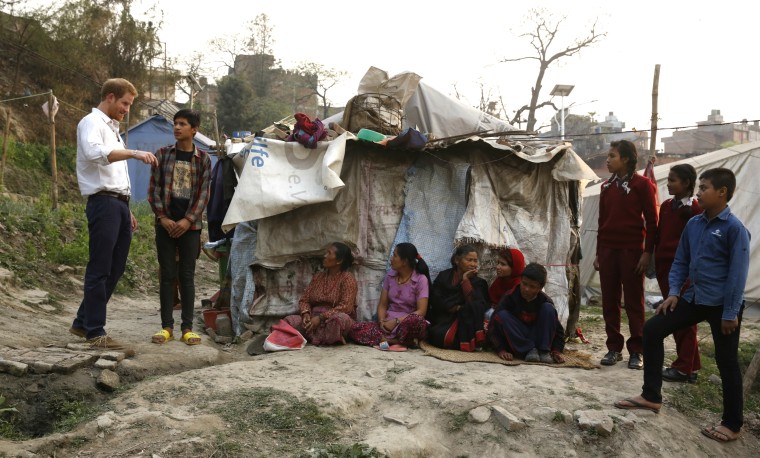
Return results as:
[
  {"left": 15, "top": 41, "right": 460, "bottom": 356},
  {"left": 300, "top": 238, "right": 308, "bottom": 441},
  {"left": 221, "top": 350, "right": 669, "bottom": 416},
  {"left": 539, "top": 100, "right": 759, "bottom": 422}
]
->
[
  {"left": 53, "top": 399, "right": 100, "bottom": 433},
  {"left": 211, "top": 387, "right": 338, "bottom": 456},
  {"left": 668, "top": 338, "right": 760, "bottom": 416},
  {"left": 448, "top": 411, "right": 470, "bottom": 432},
  {"left": 419, "top": 378, "right": 445, "bottom": 390},
  {"left": 298, "top": 443, "right": 385, "bottom": 458}
]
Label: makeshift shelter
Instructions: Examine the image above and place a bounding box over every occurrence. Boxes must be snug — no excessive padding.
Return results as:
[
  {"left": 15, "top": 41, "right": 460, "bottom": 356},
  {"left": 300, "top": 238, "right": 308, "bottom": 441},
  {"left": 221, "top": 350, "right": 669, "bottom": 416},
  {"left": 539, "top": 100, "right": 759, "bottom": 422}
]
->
[
  {"left": 579, "top": 141, "right": 760, "bottom": 303},
  {"left": 121, "top": 114, "right": 217, "bottom": 201},
  {"left": 221, "top": 68, "right": 599, "bottom": 336}
]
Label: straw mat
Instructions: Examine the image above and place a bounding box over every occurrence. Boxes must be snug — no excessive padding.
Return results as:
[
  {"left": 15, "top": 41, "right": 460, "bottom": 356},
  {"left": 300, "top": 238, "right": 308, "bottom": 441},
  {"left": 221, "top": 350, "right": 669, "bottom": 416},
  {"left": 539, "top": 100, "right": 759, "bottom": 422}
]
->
[{"left": 420, "top": 341, "right": 599, "bottom": 370}]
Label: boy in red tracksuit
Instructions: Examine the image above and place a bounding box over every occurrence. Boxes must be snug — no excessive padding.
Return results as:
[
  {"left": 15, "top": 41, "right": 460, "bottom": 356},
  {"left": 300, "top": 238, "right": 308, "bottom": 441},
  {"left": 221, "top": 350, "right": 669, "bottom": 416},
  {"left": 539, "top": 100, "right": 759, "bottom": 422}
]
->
[
  {"left": 595, "top": 140, "right": 658, "bottom": 369},
  {"left": 655, "top": 164, "right": 702, "bottom": 383}
]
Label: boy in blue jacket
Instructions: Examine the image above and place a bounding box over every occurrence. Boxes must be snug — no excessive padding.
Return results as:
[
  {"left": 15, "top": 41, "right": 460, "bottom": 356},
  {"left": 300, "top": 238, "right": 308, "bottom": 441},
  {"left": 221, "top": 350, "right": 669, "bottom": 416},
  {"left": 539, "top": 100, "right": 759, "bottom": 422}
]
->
[{"left": 614, "top": 168, "right": 750, "bottom": 443}]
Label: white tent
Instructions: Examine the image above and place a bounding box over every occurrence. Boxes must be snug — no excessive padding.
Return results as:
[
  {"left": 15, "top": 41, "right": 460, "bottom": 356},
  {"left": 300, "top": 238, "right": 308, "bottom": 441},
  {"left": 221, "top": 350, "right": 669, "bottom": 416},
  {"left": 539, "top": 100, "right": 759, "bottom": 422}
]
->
[{"left": 579, "top": 141, "right": 760, "bottom": 303}]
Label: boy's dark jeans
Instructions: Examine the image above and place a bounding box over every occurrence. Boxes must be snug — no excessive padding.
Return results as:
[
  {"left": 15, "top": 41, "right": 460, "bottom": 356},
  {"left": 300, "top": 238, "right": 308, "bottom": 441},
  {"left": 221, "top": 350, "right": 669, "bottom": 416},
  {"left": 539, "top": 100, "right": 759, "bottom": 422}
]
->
[
  {"left": 156, "top": 225, "right": 200, "bottom": 331},
  {"left": 641, "top": 297, "right": 744, "bottom": 432}
]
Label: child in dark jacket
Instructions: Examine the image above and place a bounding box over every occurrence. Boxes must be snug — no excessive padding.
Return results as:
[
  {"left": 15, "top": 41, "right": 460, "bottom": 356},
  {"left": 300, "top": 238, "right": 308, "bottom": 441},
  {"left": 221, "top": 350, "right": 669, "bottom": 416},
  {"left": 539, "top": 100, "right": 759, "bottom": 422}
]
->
[
  {"left": 487, "top": 263, "right": 565, "bottom": 364},
  {"left": 654, "top": 164, "right": 703, "bottom": 383}
]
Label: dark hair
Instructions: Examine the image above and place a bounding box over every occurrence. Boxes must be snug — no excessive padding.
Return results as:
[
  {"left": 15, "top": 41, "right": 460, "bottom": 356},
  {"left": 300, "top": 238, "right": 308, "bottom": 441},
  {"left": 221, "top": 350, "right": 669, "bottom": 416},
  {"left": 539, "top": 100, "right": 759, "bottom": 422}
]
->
[
  {"left": 394, "top": 242, "right": 431, "bottom": 285},
  {"left": 700, "top": 167, "right": 736, "bottom": 202},
  {"left": 100, "top": 78, "right": 137, "bottom": 100},
  {"left": 331, "top": 242, "right": 354, "bottom": 271},
  {"left": 610, "top": 140, "right": 638, "bottom": 175},
  {"left": 522, "top": 262, "right": 547, "bottom": 287},
  {"left": 450, "top": 245, "right": 478, "bottom": 268},
  {"left": 497, "top": 249, "right": 513, "bottom": 267},
  {"left": 174, "top": 108, "right": 201, "bottom": 128},
  {"left": 669, "top": 164, "right": 697, "bottom": 196}
]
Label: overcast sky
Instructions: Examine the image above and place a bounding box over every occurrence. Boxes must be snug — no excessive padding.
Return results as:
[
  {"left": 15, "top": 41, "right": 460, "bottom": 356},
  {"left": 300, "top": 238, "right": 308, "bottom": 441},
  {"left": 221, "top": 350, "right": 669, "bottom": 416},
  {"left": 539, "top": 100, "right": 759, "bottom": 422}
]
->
[{"left": 34, "top": 0, "right": 760, "bottom": 140}]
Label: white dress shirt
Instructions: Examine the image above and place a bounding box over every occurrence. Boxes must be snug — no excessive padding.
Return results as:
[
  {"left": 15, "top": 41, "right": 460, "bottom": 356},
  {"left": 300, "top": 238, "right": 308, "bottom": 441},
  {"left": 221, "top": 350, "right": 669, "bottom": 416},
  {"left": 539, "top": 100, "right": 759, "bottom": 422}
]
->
[{"left": 76, "top": 108, "right": 131, "bottom": 196}]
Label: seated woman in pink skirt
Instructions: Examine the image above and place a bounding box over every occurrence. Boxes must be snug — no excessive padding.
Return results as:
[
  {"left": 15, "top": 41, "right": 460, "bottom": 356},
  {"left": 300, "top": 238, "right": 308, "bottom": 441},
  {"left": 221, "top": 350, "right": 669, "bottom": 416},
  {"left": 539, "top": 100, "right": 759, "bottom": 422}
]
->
[
  {"left": 350, "top": 243, "right": 430, "bottom": 349},
  {"left": 283, "top": 242, "right": 358, "bottom": 346}
]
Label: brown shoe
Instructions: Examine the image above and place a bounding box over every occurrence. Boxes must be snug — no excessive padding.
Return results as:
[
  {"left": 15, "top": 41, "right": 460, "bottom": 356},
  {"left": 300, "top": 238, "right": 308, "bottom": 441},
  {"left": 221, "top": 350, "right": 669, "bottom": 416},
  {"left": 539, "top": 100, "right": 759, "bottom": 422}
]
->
[
  {"left": 69, "top": 326, "right": 87, "bottom": 339},
  {"left": 87, "top": 335, "right": 136, "bottom": 357}
]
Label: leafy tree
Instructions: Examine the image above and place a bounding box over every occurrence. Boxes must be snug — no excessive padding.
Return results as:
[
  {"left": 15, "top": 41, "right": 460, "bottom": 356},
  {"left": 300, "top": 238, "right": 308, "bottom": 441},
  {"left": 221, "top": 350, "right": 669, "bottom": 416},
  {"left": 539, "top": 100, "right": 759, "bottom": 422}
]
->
[
  {"left": 296, "top": 62, "right": 346, "bottom": 119},
  {"left": 216, "top": 75, "right": 255, "bottom": 133},
  {"left": 502, "top": 8, "right": 605, "bottom": 132}
]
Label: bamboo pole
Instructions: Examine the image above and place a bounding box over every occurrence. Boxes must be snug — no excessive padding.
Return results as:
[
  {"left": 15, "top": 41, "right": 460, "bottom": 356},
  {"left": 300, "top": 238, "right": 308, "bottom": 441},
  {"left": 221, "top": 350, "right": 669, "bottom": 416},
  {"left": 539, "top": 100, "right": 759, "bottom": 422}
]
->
[
  {"left": 48, "top": 90, "right": 58, "bottom": 210},
  {"left": 0, "top": 107, "right": 11, "bottom": 189},
  {"left": 649, "top": 64, "right": 661, "bottom": 158}
]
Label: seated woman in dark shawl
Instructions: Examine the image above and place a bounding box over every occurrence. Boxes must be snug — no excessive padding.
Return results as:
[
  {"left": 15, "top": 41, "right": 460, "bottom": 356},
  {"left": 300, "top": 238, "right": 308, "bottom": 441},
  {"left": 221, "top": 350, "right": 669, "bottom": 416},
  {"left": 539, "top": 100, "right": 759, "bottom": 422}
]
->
[
  {"left": 487, "top": 263, "right": 565, "bottom": 363},
  {"left": 426, "top": 245, "right": 490, "bottom": 352},
  {"left": 283, "top": 242, "right": 358, "bottom": 346}
]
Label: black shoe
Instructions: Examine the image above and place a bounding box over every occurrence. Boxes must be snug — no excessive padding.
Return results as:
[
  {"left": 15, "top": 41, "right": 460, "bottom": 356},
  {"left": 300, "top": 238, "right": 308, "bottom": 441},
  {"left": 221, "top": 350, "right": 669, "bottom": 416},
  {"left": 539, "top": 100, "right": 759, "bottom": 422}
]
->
[
  {"left": 662, "top": 367, "right": 698, "bottom": 383},
  {"left": 628, "top": 352, "right": 643, "bottom": 370},
  {"left": 600, "top": 350, "right": 623, "bottom": 366}
]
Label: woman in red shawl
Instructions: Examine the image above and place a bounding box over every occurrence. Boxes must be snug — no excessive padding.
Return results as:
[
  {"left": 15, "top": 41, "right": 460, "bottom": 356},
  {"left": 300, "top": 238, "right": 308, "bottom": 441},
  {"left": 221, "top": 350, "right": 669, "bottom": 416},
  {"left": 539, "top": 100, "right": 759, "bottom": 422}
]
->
[{"left": 488, "top": 248, "right": 526, "bottom": 306}]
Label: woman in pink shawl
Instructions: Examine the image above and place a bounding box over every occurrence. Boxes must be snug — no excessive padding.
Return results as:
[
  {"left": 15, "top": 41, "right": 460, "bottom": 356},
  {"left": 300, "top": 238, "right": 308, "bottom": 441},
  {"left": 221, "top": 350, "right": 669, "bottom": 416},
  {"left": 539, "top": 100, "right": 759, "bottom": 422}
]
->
[{"left": 488, "top": 248, "right": 526, "bottom": 310}]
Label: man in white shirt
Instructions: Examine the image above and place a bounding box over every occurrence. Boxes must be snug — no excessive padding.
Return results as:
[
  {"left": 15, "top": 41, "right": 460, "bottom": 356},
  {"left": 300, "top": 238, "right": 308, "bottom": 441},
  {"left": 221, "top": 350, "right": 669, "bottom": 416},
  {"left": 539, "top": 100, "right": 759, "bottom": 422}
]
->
[{"left": 71, "top": 78, "right": 158, "bottom": 354}]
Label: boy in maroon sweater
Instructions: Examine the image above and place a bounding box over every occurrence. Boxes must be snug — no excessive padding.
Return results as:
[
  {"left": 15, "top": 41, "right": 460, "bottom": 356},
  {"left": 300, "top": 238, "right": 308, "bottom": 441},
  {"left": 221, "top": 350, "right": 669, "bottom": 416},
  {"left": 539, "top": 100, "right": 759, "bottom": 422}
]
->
[
  {"left": 594, "top": 140, "right": 658, "bottom": 369},
  {"left": 655, "top": 164, "right": 703, "bottom": 382}
]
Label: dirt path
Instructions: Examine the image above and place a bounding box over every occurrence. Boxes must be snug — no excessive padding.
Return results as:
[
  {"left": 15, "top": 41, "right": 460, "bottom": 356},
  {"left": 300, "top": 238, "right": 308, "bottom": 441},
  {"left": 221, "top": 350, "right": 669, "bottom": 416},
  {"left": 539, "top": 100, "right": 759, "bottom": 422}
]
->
[{"left": 1, "top": 264, "right": 759, "bottom": 457}]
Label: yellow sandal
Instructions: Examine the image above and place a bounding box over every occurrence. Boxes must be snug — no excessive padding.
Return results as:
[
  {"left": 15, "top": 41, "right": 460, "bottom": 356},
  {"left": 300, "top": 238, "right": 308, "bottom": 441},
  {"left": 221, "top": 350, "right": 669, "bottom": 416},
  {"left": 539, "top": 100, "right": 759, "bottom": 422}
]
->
[
  {"left": 181, "top": 330, "right": 201, "bottom": 346},
  {"left": 151, "top": 328, "right": 174, "bottom": 344}
]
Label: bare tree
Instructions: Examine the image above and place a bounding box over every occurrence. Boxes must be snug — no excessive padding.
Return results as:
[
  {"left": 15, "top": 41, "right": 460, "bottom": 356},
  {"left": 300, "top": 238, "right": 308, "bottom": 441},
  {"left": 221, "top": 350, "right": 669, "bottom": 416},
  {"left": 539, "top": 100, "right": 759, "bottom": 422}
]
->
[
  {"left": 209, "top": 34, "right": 252, "bottom": 75},
  {"left": 249, "top": 13, "right": 274, "bottom": 56},
  {"left": 296, "top": 62, "right": 347, "bottom": 119},
  {"left": 502, "top": 8, "right": 605, "bottom": 132}
]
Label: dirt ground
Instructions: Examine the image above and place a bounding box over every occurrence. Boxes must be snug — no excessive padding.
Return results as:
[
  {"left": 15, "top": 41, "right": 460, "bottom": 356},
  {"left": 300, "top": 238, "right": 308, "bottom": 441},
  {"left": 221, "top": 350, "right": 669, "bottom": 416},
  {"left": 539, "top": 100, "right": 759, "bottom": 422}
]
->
[{"left": 1, "top": 262, "right": 759, "bottom": 458}]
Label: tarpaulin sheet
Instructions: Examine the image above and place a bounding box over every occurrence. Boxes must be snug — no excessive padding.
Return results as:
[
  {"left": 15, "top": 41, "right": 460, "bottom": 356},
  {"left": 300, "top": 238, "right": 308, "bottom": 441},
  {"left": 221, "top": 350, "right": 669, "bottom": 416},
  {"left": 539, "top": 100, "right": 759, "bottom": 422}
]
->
[{"left": 221, "top": 133, "right": 347, "bottom": 232}]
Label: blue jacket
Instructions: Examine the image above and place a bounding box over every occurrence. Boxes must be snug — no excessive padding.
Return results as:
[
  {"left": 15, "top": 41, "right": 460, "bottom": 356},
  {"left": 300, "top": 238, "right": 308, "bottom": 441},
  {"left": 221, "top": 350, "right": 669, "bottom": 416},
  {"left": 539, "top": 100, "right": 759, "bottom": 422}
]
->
[{"left": 668, "top": 206, "right": 751, "bottom": 320}]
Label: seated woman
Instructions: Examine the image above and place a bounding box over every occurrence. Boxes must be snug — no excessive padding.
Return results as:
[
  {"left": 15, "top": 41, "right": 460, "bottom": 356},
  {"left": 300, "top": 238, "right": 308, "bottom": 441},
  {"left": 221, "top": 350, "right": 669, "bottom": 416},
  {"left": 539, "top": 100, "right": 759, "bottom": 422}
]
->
[
  {"left": 487, "top": 263, "right": 565, "bottom": 364},
  {"left": 426, "top": 245, "right": 490, "bottom": 352},
  {"left": 283, "top": 242, "right": 358, "bottom": 345},
  {"left": 486, "top": 248, "right": 526, "bottom": 321},
  {"left": 350, "top": 243, "right": 430, "bottom": 349}
]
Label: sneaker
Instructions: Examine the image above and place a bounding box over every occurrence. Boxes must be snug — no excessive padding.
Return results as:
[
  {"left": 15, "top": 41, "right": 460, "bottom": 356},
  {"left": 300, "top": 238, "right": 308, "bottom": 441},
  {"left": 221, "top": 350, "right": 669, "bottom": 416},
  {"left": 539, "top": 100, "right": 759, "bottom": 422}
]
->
[
  {"left": 539, "top": 351, "right": 554, "bottom": 364},
  {"left": 87, "top": 335, "right": 136, "bottom": 357},
  {"left": 69, "top": 326, "right": 87, "bottom": 339},
  {"left": 662, "top": 367, "right": 698, "bottom": 383},
  {"left": 525, "top": 348, "right": 540, "bottom": 362},
  {"left": 600, "top": 350, "right": 623, "bottom": 366}
]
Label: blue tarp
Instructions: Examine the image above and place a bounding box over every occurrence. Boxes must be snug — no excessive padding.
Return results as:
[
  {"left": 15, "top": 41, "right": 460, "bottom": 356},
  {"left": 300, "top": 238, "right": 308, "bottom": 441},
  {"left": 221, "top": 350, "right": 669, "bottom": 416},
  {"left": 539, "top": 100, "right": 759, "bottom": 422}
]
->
[{"left": 120, "top": 114, "right": 217, "bottom": 201}]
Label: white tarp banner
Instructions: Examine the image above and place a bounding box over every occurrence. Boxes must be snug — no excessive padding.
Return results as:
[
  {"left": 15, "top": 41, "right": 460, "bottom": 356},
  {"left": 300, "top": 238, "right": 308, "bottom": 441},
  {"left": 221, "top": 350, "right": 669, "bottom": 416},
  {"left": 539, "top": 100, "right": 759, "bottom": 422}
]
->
[{"left": 222, "top": 133, "right": 348, "bottom": 232}]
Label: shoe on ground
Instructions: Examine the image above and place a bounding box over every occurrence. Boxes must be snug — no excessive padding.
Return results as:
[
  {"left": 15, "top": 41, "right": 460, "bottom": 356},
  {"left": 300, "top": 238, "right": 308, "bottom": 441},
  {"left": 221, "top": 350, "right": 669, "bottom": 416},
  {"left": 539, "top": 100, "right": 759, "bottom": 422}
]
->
[
  {"left": 600, "top": 350, "right": 623, "bottom": 366},
  {"left": 628, "top": 352, "right": 644, "bottom": 370},
  {"left": 539, "top": 351, "right": 554, "bottom": 364},
  {"left": 69, "top": 326, "right": 86, "bottom": 339},
  {"left": 525, "top": 348, "right": 540, "bottom": 362},
  {"left": 87, "top": 335, "right": 136, "bottom": 357},
  {"left": 662, "top": 367, "right": 698, "bottom": 383}
]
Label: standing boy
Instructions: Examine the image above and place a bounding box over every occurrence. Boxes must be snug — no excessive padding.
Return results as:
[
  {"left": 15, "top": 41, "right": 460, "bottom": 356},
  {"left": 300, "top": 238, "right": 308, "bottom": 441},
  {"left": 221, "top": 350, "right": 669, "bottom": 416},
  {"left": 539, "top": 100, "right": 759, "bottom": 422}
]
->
[
  {"left": 595, "top": 140, "right": 658, "bottom": 369},
  {"left": 148, "top": 109, "right": 211, "bottom": 345},
  {"left": 615, "top": 168, "right": 750, "bottom": 443},
  {"left": 72, "top": 78, "right": 158, "bottom": 352}
]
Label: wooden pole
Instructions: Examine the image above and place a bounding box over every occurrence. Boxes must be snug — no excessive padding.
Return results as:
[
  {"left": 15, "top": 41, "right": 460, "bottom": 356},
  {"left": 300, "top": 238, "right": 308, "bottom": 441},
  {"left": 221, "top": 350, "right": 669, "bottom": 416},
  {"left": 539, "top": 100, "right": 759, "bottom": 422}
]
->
[
  {"left": 649, "top": 64, "right": 661, "bottom": 158},
  {"left": 0, "top": 107, "right": 11, "bottom": 190},
  {"left": 48, "top": 90, "right": 58, "bottom": 210}
]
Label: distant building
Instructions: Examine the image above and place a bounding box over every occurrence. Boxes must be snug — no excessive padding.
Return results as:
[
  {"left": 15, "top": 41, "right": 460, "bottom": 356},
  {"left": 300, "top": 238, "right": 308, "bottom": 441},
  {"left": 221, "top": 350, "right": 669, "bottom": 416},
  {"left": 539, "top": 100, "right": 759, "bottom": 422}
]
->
[{"left": 662, "top": 109, "right": 760, "bottom": 156}]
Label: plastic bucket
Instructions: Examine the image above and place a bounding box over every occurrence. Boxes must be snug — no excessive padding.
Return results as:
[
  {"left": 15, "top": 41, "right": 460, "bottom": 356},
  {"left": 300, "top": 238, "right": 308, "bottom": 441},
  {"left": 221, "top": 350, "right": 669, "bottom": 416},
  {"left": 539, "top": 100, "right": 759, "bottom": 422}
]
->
[{"left": 202, "top": 308, "right": 231, "bottom": 330}]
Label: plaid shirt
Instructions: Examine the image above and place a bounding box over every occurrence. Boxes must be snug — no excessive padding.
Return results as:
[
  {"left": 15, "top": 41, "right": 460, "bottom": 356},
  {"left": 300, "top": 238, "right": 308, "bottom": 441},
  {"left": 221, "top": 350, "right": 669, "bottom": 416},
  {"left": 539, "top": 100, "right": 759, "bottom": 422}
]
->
[{"left": 148, "top": 144, "right": 211, "bottom": 231}]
